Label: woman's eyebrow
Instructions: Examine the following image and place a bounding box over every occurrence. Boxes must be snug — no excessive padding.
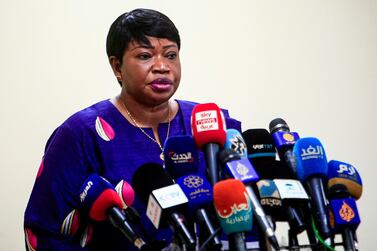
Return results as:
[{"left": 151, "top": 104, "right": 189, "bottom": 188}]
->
[{"left": 131, "top": 44, "right": 177, "bottom": 51}]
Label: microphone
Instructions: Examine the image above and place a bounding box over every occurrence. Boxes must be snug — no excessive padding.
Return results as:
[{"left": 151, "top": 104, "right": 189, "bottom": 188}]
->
[
  {"left": 256, "top": 179, "right": 284, "bottom": 219},
  {"left": 327, "top": 160, "right": 362, "bottom": 251},
  {"left": 225, "top": 129, "right": 248, "bottom": 159},
  {"left": 243, "top": 128, "right": 291, "bottom": 178},
  {"left": 79, "top": 174, "right": 147, "bottom": 250},
  {"left": 163, "top": 135, "right": 200, "bottom": 179},
  {"left": 115, "top": 180, "right": 153, "bottom": 239},
  {"left": 293, "top": 137, "right": 331, "bottom": 239},
  {"left": 191, "top": 103, "right": 226, "bottom": 185},
  {"left": 328, "top": 160, "right": 362, "bottom": 200},
  {"left": 213, "top": 179, "right": 253, "bottom": 251},
  {"left": 218, "top": 148, "right": 280, "bottom": 250},
  {"left": 163, "top": 135, "right": 222, "bottom": 250},
  {"left": 242, "top": 128, "right": 276, "bottom": 160},
  {"left": 132, "top": 163, "right": 196, "bottom": 249},
  {"left": 273, "top": 178, "right": 309, "bottom": 229},
  {"left": 243, "top": 129, "right": 307, "bottom": 234},
  {"left": 328, "top": 187, "right": 360, "bottom": 251},
  {"left": 269, "top": 118, "right": 300, "bottom": 174},
  {"left": 176, "top": 174, "right": 222, "bottom": 250}
]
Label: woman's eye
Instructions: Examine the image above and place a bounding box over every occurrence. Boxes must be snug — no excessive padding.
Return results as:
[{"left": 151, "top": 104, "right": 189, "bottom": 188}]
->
[
  {"left": 166, "top": 52, "right": 177, "bottom": 60},
  {"left": 137, "top": 53, "right": 151, "bottom": 60}
]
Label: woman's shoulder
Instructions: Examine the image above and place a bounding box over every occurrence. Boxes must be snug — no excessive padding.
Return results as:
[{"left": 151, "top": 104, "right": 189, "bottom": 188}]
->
[
  {"left": 63, "top": 99, "right": 114, "bottom": 128},
  {"left": 46, "top": 99, "right": 116, "bottom": 142}
]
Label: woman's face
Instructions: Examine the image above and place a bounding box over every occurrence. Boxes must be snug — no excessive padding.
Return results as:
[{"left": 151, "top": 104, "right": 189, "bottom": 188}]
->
[{"left": 117, "top": 36, "right": 181, "bottom": 106}]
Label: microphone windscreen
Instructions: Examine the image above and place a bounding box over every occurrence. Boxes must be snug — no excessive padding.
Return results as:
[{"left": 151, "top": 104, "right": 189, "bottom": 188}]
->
[
  {"left": 293, "top": 137, "right": 328, "bottom": 181},
  {"left": 79, "top": 174, "right": 123, "bottom": 221},
  {"left": 163, "top": 135, "right": 199, "bottom": 179},
  {"left": 218, "top": 148, "right": 240, "bottom": 164},
  {"left": 213, "top": 179, "right": 253, "bottom": 234},
  {"left": 328, "top": 160, "right": 363, "bottom": 200},
  {"left": 225, "top": 129, "right": 248, "bottom": 159},
  {"left": 115, "top": 180, "right": 135, "bottom": 209},
  {"left": 191, "top": 103, "right": 226, "bottom": 149},
  {"left": 242, "top": 128, "right": 276, "bottom": 160},
  {"left": 176, "top": 174, "right": 213, "bottom": 214},
  {"left": 132, "top": 163, "right": 174, "bottom": 204},
  {"left": 269, "top": 118, "right": 290, "bottom": 134}
]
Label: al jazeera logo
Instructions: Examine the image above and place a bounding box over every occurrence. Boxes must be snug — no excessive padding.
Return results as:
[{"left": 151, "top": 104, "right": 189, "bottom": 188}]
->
[
  {"left": 283, "top": 133, "right": 295, "bottom": 142},
  {"left": 184, "top": 175, "right": 204, "bottom": 188},
  {"left": 339, "top": 200, "right": 355, "bottom": 222}
]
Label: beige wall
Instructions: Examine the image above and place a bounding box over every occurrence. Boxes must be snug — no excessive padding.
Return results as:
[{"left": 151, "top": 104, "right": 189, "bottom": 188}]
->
[{"left": 0, "top": 0, "right": 376, "bottom": 250}]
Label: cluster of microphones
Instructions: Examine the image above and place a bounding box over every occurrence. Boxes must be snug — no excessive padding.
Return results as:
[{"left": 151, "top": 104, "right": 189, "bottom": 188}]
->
[{"left": 78, "top": 103, "right": 362, "bottom": 251}]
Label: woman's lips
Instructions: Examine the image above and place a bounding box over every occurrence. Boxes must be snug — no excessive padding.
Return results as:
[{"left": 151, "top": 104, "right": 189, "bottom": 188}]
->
[{"left": 149, "top": 78, "right": 173, "bottom": 92}]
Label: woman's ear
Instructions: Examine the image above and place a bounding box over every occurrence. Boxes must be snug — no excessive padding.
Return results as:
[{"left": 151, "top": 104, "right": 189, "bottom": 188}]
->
[
  {"left": 109, "top": 56, "right": 122, "bottom": 80},
  {"left": 109, "top": 56, "right": 123, "bottom": 85}
]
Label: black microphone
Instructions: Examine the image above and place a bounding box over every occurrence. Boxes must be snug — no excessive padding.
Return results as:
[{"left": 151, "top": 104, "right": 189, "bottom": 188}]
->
[
  {"left": 269, "top": 118, "right": 300, "bottom": 174},
  {"left": 132, "top": 163, "right": 196, "bottom": 250},
  {"left": 243, "top": 129, "right": 307, "bottom": 234},
  {"left": 115, "top": 180, "right": 164, "bottom": 245}
]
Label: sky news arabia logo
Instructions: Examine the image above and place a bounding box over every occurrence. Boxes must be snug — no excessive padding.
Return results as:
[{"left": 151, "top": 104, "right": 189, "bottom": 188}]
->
[{"left": 195, "top": 111, "right": 219, "bottom": 132}]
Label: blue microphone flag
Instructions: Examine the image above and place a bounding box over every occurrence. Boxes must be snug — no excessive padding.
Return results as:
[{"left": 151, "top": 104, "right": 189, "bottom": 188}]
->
[
  {"left": 176, "top": 174, "right": 213, "bottom": 214},
  {"left": 293, "top": 137, "right": 328, "bottom": 181},
  {"left": 329, "top": 198, "right": 360, "bottom": 231},
  {"left": 163, "top": 135, "right": 199, "bottom": 179},
  {"left": 272, "top": 131, "right": 300, "bottom": 150}
]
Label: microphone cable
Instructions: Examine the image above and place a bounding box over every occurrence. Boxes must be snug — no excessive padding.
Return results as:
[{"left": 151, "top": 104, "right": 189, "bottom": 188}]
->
[{"left": 310, "top": 217, "right": 335, "bottom": 251}]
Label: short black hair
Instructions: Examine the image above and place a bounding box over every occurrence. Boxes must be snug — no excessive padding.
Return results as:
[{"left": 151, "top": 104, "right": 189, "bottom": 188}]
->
[{"left": 106, "top": 8, "right": 181, "bottom": 63}]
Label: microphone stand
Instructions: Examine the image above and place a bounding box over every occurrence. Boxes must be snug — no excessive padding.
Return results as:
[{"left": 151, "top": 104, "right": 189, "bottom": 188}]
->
[
  {"left": 229, "top": 233, "right": 247, "bottom": 251},
  {"left": 342, "top": 228, "right": 356, "bottom": 251}
]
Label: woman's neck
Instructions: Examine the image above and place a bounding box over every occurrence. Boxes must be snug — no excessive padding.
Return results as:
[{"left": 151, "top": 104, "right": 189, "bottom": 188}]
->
[{"left": 111, "top": 94, "right": 178, "bottom": 129}]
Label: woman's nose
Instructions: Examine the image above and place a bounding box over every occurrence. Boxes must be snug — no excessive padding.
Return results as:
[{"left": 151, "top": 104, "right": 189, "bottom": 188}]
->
[{"left": 152, "top": 56, "right": 169, "bottom": 73}]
